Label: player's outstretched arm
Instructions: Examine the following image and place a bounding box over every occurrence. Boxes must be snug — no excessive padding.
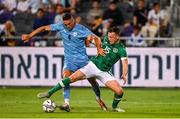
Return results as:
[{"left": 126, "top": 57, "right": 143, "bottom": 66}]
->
[
  {"left": 121, "top": 58, "right": 128, "bottom": 85},
  {"left": 21, "top": 25, "right": 51, "bottom": 42}
]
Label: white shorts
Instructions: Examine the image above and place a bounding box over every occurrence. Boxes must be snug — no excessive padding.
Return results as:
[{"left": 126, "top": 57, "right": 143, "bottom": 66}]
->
[{"left": 79, "top": 61, "right": 116, "bottom": 84}]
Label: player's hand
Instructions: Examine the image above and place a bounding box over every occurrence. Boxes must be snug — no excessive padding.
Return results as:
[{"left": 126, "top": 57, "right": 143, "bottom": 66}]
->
[
  {"left": 121, "top": 74, "right": 127, "bottom": 85},
  {"left": 22, "top": 34, "right": 30, "bottom": 42},
  {"left": 97, "top": 48, "right": 106, "bottom": 56}
]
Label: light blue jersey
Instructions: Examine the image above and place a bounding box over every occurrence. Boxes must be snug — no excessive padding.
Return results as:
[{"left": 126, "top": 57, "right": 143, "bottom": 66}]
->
[{"left": 50, "top": 23, "right": 94, "bottom": 71}]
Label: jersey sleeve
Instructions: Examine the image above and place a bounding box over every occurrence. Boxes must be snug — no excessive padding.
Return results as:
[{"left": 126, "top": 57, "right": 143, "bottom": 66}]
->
[
  {"left": 119, "top": 47, "right": 128, "bottom": 60},
  {"left": 50, "top": 23, "right": 62, "bottom": 31}
]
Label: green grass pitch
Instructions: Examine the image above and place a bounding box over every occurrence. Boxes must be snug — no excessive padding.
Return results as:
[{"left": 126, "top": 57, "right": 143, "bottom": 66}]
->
[{"left": 0, "top": 87, "right": 180, "bottom": 118}]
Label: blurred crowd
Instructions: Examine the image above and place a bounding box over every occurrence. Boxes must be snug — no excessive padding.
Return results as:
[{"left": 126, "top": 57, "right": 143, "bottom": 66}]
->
[{"left": 0, "top": 0, "right": 173, "bottom": 47}]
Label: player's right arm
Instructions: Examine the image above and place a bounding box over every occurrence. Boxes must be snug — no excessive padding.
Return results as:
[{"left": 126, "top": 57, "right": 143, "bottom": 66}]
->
[
  {"left": 22, "top": 25, "right": 51, "bottom": 42},
  {"left": 121, "top": 58, "right": 128, "bottom": 85},
  {"left": 87, "top": 35, "right": 106, "bottom": 56}
]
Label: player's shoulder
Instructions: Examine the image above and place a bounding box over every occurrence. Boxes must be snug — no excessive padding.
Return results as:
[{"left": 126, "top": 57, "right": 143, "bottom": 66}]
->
[
  {"left": 56, "top": 22, "right": 64, "bottom": 27},
  {"left": 51, "top": 22, "right": 63, "bottom": 28},
  {"left": 118, "top": 42, "right": 126, "bottom": 50},
  {"left": 102, "top": 35, "right": 109, "bottom": 42},
  {"left": 75, "top": 23, "right": 88, "bottom": 30}
]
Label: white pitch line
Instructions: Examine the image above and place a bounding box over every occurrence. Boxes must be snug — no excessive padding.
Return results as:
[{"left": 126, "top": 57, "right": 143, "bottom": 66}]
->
[
  {"left": 1, "top": 118, "right": 180, "bottom": 119},
  {"left": 121, "top": 101, "right": 180, "bottom": 105}
]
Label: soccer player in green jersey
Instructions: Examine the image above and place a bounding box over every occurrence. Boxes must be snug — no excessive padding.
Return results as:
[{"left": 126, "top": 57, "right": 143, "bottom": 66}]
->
[{"left": 38, "top": 26, "right": 128, "bottom": 112}]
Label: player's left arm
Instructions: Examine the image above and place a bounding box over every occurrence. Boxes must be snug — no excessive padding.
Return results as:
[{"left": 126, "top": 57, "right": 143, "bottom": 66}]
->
[
  {"left": 87, "top": 35, "right": 105, "bottom": 56},
  {"left": 121, "top": 58, "right": 128, "bottom": 85}
]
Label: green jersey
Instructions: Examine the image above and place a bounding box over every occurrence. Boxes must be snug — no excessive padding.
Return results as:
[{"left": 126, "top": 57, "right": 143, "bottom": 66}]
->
[{"left": 91, "top": 35, "right": 127, "bottom": 72}]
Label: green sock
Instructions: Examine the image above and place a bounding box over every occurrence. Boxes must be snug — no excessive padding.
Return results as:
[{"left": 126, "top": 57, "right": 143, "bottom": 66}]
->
[
  {"left": 48, "top": 78, "right": 71, "bottom": 96},
  {"left": 62, "top": 77, "right": 71, "bottom": 86},
  {"left": 112, "top": 93, "right": 123, "bottom": 108}
]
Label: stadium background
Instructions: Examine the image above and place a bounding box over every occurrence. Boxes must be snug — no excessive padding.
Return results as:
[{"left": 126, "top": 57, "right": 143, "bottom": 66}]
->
[{"left": 0, "top": 0, "right": 180, "bottom": 118}]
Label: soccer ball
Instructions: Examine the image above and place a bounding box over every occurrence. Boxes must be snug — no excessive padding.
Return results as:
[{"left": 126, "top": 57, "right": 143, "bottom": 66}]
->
[{"left": 42, "top": 99, "right": 56, "bottom": 113}]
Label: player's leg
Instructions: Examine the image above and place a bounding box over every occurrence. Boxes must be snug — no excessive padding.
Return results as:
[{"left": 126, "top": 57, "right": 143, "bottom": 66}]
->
[
  {"left": 37, "top": 70, "right": 86, "bottom": 98},
  {"left": 37, "top": 61, "right": 97, "bottom": 98},
  {"left": 98, "top": 72, "right": 125, "bottom": 112},
  {"left": 105, "top": 80, "right": 125, "bottom": 112},
  {"left": 87, "top": 78, "right": 107, "bottom": 111},
  {"left": 60, "top": 70, "right": 73, "bottom": 112},
  {"left": 88, "top": 78, "right": 101, "bottom": 100}
]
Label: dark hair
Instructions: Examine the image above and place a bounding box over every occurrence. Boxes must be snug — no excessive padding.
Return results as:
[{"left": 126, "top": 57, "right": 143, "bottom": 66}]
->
[
  {"left": 62, "top": 13, "right": 73, "bottom": 20},
  {"left": 109, "top": 1, "right": 116, "bottom": 5},
  {"left": 109, "top": 0, "right": 118, "bottom": 4},
  {"left": 37, "top": 8, "right": 44, "bottom": 13},
  {"left": 108, "top": 27, "right": 120, "bottom": 35},
  {"left": 138, "top": 0, "right": 145, "bottom": 3},
  {"left": 134, "top": 25, "right": 141, "bottom": 30},
  {"left": 153, "top": 2, "right": 160, "bottom": 7}
]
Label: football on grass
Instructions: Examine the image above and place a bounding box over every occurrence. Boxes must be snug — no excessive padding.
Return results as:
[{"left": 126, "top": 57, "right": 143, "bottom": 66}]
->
[{"left": 42, "top": 99, "right": 56, "bottom": 113}]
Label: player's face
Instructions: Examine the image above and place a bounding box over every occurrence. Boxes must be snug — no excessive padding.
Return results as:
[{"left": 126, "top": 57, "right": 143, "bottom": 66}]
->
[
  {"left": 63, "top": 18, "right": 75, "bottom": 30},
  {"left": 108, "top": 32, "right": 120, "bottom": 44}
]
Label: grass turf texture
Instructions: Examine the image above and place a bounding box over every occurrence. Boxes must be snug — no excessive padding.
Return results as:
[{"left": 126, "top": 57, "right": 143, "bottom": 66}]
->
[{"left": 0, "top": 87, "right": 180, "bottom": 118}]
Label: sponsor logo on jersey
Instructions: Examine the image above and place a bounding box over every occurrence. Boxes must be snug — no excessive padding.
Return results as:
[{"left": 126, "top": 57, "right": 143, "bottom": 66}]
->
[{"left": 63, "top": 30, "right": 66, "bottom": 33}]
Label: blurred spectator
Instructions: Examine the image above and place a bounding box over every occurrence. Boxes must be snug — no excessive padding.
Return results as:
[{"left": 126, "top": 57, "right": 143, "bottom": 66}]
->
[
  {"left": 0, "top": 24, "right": 6, "bottom": 46},
  {"left": 75, "top": 15, "right": 82, "bottom": 24},
  {"left": 103, "top": 1, "right": 124, "bottom": 26},
  {"left": 86, "top": 1, "right": 103, "bottom": 25},
  {"left": 146, "top": 0, "right": 160, "bottom": 10},
  {"left": 140, "top": 2, "right": 164, "bottom": 46},
  {"left": 0, "top": 4, "right": 14, "bottom": 24},
  {"left": 0, "top": 0, "right": 5, "bottom": 5},
  {"left": 0, "top": 20, "right": 17, "bottom": 46},
  {"left": 29, "top": 0, "right": 42, "bottom": 14},
  {"left": 133, "top": 0, "right": 148, "bottom": 27},
  {"left": 91, "top": 16, "right": 103, "bottom": 36},
  {"left": 33, "top": 8, "right": 50, "bottom": 46},
  {"left": 101, "top": 19, "right": 112, "bottom": 37},
  {"left": 127, "top": 25, "right": 146, "bottom": 47},
  {"left": 42, "top": 0, "right": 51, "bottom": 5},
  {"left": 148, "top": 2, "right": 164, "bottom": 29},
  {"left": 121, "top": 20, "right": 133, "bottom": 37},
  {"left": 54, "top": 4, "right": 64, "bottom": 23},
  {"left": 17, "top": 0, "right": 30, "bottom": 13},
  {"left": 1, "top": 0, "right": 17, "bottom": 12},
  {"left": 41, "top": 3, "right": 49, "bottom": 15},
  {"left": 46, "top": 5, "right": 56, "bottom": 24},
  {"left": 51, "top": 0, "right": 79, "bottom": 14},
  {"left": 119, "top": 0, "right": 135, "bottom": 21}
]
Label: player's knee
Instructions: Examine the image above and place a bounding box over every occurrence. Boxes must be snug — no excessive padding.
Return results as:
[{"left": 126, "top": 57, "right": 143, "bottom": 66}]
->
[
  {"left": 69, "top": 75, "right": 79, "bottom": 83},
  {"left": 115, "top": 87, "right": 123, "bottom": 95},
  {"left": 63, "top": 70, "right": 72, "bottom": 78}
]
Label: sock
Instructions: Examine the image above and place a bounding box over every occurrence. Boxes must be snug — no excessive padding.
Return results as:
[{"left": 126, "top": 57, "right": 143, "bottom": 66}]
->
[
  {"left": 63, "top": 85, "right": 70, "bottom": 105},
  {"left": 48, "top": 78, "right": 71, "bottom": 96},
  {"left": 91, "top": 83, "right": 101, "bottom": 100},
  {"left": 64, "top": 98, "right": 70, "bottom": 105},
  {"left": 112, "top": 93, "right": 123, "bottom": 108}
]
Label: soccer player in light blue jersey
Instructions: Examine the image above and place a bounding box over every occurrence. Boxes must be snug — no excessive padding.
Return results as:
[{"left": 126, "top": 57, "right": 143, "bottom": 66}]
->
[{"left": 22, "top": 13, "right": 107, "bottom": 112}]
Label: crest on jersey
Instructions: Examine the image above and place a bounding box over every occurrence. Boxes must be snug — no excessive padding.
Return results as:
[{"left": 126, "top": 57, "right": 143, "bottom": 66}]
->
[
  {"left": 73, "top": 32, "right": 78, "bottom": 36},
  {"left": 63, "top": 30, "right": 66, "bottom": 33},
  {"left": 113, "top": 48, "right": 118, "bottom": 53}
]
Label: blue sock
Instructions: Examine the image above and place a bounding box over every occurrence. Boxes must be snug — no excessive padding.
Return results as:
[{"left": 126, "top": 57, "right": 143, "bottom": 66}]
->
[{"left": 63, "top": 85, "right": 70, "bottom": 104}]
